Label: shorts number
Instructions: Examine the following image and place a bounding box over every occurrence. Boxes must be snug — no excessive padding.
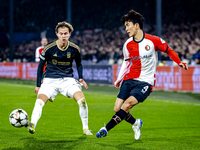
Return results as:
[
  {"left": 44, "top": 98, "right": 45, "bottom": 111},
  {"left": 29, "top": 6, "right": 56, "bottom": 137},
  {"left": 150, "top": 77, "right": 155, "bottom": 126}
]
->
[{"left": 141, "top": 86, "right": 149, "bottom": 94}]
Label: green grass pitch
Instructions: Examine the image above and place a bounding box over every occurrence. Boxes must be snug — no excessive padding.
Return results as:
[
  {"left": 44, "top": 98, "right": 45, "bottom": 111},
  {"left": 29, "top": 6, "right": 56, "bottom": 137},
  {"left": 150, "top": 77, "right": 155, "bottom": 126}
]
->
[{"left": 0, "top": 78, "right": 200, "bottom": 150}]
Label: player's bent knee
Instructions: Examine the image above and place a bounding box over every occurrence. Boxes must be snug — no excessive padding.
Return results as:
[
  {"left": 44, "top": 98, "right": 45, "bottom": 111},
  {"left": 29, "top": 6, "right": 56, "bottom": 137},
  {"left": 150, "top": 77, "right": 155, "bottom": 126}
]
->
[
  {"left": 121, "top": 102, "right": 135, "bottom": 112},
  {"left": 37, "top": 94, "right": 48, "bottom": 103},
  {"left": 73, "top": 91, "right": 84, "bottom": 100},
  {"left": 77, "top": 97, "right": 87, "bottom": 108},
  {"left": 35, "top": 99, "right": 45, "bottom": 107}
]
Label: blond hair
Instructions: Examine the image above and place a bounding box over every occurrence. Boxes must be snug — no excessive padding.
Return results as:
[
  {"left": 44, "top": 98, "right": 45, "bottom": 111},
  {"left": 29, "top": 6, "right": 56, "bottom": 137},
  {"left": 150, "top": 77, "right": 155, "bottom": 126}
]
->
[{"left": 55, "top": 21, "right": 74, "bottom": 33}]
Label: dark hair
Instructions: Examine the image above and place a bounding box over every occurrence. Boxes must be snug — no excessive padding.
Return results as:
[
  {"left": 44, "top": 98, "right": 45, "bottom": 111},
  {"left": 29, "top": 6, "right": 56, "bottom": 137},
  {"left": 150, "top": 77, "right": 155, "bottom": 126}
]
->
[
  {"left": 55, "top": 21, "right": 74, "bottom": 33},
  {"left": 121, "top": 10, "right": 145, "bottom": 29}
]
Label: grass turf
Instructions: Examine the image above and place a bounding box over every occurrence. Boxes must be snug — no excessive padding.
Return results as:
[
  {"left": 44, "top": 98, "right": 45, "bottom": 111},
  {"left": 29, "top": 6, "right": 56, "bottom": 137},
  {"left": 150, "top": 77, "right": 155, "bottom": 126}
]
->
[{"left": 0, "top": 78, "right": 200, "bottom": 150}]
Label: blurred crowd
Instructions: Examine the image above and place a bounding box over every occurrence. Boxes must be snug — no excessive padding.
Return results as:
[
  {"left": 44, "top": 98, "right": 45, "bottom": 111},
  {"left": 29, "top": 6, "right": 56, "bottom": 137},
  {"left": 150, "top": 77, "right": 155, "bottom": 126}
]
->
[
  {"left": 1, "top": 21, "right": 200, "bottom": 65},
  {"left": 1, "top": 0, "right": 200, "bottom": 65}
]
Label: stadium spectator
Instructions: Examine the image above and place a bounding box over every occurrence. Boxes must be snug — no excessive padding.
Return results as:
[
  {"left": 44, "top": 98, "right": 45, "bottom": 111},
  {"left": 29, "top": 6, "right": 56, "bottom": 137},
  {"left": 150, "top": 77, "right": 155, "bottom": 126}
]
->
[
  {"left": 26, "top": 21, "right": 93, "bottom": 136},
  {"left": 158, "top": 57, "right": 167, "bottom": 66},
  {"left": 35, "top": 38, "right": 48, "bottom": 62},
  {"left": 194, "top": 57, "right": 200, "bottom": 65},
  {"left": 96, "top": 9, "right": 188, "bottom": 140},
  {"left": 191, "top": 50, "right": 200, "bottom": 65}
]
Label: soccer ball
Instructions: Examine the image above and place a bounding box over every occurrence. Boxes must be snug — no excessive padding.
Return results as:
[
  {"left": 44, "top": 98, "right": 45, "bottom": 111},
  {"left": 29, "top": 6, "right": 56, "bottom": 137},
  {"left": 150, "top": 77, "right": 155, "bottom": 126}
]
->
[{"left": 9, "top": 109, "right": 29, "bottom": 128}]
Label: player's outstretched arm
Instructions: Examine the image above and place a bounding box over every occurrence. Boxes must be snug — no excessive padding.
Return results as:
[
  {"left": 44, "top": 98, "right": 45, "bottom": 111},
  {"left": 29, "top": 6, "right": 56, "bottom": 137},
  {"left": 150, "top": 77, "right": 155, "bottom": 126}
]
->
[
  {"left": 165, "top": 47, "right": 188, "bottom": 70},
  {"left": 79, "top": 79, "right": 88, "bottom": 89},
  {"left": 179, "top": 62, "right": 188, "bottom": 70}
]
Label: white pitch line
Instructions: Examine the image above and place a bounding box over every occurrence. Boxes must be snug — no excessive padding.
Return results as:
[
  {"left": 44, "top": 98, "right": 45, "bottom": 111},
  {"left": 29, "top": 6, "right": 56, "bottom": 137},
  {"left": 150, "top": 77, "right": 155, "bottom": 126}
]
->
[
  {"left": 149, "top": 99, "right": 200, "bottom": 106},
  {"left": 1, "top": 83, "right": 34, "bottom": 88}
]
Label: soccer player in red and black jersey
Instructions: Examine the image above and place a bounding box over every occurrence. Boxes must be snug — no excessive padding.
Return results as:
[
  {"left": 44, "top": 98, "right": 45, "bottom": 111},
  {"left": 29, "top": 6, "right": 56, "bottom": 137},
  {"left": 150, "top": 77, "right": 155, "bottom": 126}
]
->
[
  {"left": 35, "top": 38, "right": 48, "bottom": 63},
  {"left": 35, "top": 38, "right": 48, "bottom": 73},
  {"left": 96, "top": 10, "right": 188, "bottom": 140}
]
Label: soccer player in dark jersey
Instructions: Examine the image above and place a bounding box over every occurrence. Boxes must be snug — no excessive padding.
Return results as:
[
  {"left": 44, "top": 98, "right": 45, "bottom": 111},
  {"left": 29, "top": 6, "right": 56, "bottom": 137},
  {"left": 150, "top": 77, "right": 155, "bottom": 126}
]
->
[
  {"left": 27, "top": 21, "right": 93, "bottom": 135},
  {"left": 96, "top": 10, "right": 188, "bottom": 140}
]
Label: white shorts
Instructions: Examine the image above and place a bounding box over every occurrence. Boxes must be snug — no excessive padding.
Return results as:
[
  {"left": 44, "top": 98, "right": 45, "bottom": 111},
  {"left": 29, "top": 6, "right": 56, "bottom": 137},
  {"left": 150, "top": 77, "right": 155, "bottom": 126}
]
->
[{"left": 38, "top": 77, "right": 82, "bottom": 101}]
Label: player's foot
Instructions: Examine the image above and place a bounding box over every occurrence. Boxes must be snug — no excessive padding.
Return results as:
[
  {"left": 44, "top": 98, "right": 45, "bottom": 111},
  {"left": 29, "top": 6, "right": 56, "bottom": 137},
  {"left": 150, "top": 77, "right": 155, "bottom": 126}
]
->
[
  {"left": 83, "top": 129, "right": 93, "bottom": 135},
  {"left": 48, "top": 98, "right": 53, "bottom": 102},
  {"left": 26, "top": 122, "right": 35, "bottom": 134},
  {"left": 96, "top": 127, "right": 107, "bottom": 138},
  {"left": 132, "top": 119, "right": 143, "bottom": 140}
]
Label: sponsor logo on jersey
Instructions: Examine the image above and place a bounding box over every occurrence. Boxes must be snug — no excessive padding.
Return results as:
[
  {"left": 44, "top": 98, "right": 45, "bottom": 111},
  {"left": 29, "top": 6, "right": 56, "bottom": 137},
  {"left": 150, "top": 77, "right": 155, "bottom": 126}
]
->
[
  {"left": 145, "top": 45, "right": 150, "bottom": 50},
  {"left": 125, "top": 54, "right": 153, "bottom": 61},
  {"left": 67, "top": 52, "right": 71, "bottom": 58},
  {"left": 52, "top": 59, "right": 70, "bottom": 65}
]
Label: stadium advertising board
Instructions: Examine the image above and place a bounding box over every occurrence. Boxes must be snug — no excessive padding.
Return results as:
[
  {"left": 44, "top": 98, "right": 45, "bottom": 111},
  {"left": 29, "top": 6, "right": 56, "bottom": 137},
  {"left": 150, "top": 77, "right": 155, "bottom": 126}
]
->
[
  {"left": 0, "top": 62, "right": 37, "bottom": 80},
  {"left": 112, "top": 64, "right": 200, "bottom": 93},
  {"left": 0, "top": 62, "right": 200, "bottom": 92},
  {"left": 73, "top": 65, "right": 113, "bottom": 84}
]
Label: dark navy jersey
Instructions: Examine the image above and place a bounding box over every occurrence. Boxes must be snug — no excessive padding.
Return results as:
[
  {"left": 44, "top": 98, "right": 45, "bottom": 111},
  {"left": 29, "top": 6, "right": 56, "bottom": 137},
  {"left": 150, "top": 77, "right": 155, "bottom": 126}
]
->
[{"left": 36, "top": 40, "right": 83, "bottom": 87}]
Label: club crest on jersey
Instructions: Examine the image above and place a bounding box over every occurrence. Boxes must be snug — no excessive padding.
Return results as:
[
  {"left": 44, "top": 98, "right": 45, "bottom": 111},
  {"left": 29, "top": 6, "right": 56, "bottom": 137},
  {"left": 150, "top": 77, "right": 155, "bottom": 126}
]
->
[
  {"left": 67, "top": 52, "right": 71, "bottom": 58},
  {"left": 145, "top": 45, "right": 150, "bottom": 51},
  {"left": 52, "top": 59, "right": 57, "bottom": 65}
]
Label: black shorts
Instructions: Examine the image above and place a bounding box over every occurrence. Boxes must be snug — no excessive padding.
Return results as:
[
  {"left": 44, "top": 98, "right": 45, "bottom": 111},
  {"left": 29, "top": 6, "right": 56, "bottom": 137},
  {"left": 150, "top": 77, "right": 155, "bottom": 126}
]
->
[{"left": 117, "top": 79, "right": 152, "bottom": 103}]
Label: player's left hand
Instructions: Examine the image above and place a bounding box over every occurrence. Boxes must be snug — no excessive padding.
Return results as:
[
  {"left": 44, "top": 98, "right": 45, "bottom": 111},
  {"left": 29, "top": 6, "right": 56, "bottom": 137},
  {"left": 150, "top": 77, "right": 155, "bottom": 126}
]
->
[
  {"left": 79, "top": 79, "right": 88, "bottom": 89},
  {"left": 179, "top": 62, "right": 188, "bottom": 70}
]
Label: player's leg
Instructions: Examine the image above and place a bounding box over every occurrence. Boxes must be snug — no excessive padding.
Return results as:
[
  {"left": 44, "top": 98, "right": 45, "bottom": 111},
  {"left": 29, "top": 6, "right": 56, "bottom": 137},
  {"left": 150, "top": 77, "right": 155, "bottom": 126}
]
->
[
  {"left": 31, "top": 94, "right": 48, "bottom": 126},
  {"left": 27, "top": 94, "right": 48, "bottom": 134},
  {"left": 73, "top": 91, "right": 92, "bottom": 135},
  {"left": 96, "top": 108, "right": 128, "bottom": 138},
  {"left": 62, "top": 78, "right": 92, "bottom": 135},
  {"left": 96, "top": 96, "right": 139, "bottom": 138},
  {"left": 27, "top": 78, "right": 57, "bottom": 134},
  {"left": 122, "top": 81, "right": 152, "bottom": 140},
  {"left": 121, "top": 96, "right": 142, "bottom": 140},
  {"left": 96, "top": 80, "right": 140, "bottom": 138},
  {"left": 107, "top": 96, "right": 139, "bottom": 130},
  {"left": 96, "top": 80, "right": 131, "bottom": 138},
  {"left": 114, "top": 98, "right": 136, "bottom": 125},
  {"left": 41, "top": 71, "right": 53, "bottom": 102},
  {"left": 113, "top": 98, "right": 124, "bottom": 112}
]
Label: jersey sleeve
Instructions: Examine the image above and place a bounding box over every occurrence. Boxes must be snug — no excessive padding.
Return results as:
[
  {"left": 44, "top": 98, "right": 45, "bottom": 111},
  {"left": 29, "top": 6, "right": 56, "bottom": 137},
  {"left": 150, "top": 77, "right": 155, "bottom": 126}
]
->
[
  {"left": 117, "top": 43, "right": 129, "bottom": 81},
  {"left": 39, "top": 49, "right": 46, "bottom": 61},
  {"left": 36, "top": 59, "right": 45, "bottom": 87},
  {"left": 74, "top": 48, "right": 83, "bottom": 79},
  {"left": 35, "top": 47, "right": 40, "bottom": 62},
  {"left": 36, "top": 47, "right": 47, "bottom": 87},
  {"left": 154, "top": 37, "right": 168, "bottom": 52},
  {"left": 165, "top": 46, "right": 181, "bottom": 65},
  {"left": 154, "top": 36, "right": 181, "bottom": 65},
  {"left": 117, "top": 59, "right": 128, "bottom": 81}
]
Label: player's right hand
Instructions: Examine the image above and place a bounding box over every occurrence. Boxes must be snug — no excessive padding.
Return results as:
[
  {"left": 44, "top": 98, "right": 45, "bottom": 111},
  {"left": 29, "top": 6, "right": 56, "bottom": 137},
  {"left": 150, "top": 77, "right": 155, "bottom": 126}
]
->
[
  {"left": 114, "top": 80, "right": 121, "bottom": 88},
  {"left": 34, "top": 87, "right": 40, "bottom": 94}
]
